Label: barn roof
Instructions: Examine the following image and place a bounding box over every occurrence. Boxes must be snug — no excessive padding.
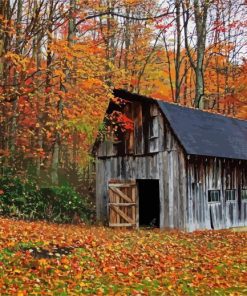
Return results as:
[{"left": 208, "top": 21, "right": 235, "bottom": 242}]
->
[
  {"left": 158, "top": 101, "right": 247, "bottom": 160},
  {"left": 113, "top": 89, "right": 247, "bottom": 160}
]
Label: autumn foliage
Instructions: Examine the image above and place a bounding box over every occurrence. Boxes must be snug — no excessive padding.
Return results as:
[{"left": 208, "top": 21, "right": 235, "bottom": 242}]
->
[
  {"left": 0, "top": 2, "right": 246, "bottom": 294},
  {"left": 0, "top": 0, "right": 247, "bottom": 182},
  {"left": 0, "top": 218, "right": 246, "bottom": 295}
]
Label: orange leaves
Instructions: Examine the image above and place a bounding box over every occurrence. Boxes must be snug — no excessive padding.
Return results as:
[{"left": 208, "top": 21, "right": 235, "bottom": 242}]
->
[
  {"left": 0, "top": 33, "right": 111, "bottom": 166},
  {"left": 0, "top": 218, "right": 246, "bottom": 295},
  {"left": 53, "top": 69, "right": 66, "bottom": 82},
  {"left": 110, "top": 111, "right": 134, "bottom": 132},
  {"left": 4, "top": 52, "right": 29, "bottom": 72},
  {"left": 38, "top": 258, "right": 48, "bottom": 266}
]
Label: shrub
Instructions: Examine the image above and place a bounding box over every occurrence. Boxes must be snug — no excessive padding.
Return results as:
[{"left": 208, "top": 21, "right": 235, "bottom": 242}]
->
[
  {"left": 39, "top": 186, "right": 94, "bottom": 223},
  {"left": 0, "top": 176, "right": 94, "bottom": 223}
]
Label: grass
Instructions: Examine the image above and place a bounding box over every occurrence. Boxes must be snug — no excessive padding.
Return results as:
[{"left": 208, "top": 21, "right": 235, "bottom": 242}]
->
[{"left": 0, "top": 218, "right": 246, "bottom": 295}]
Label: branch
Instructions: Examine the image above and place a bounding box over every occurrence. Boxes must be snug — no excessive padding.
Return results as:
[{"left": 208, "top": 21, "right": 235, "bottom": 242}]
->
[{"left": 76, "top": 9, "right": 173, "bottom": 27}]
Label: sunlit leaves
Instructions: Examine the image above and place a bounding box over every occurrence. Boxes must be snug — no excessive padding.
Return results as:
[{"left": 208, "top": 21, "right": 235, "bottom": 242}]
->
[{"left": 0, "top": 218, "right": 246, "bottom": 295}]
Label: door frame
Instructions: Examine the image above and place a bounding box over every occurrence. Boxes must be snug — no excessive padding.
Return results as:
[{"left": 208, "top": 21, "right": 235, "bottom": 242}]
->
[
  {"left": 137, "top": 179, "right": 160, "bottom": 228},
  {"left": 108, "top": 179, "right": 138, "bottom": 228}
]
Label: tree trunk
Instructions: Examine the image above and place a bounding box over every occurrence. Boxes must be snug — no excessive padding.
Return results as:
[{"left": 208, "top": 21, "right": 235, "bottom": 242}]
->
[
  {"left": 175, "top": 0, "right": 181, "bottom": 103},
  {"left": 182, "top": 0, "right": 210, "bottom": 109},
  {"left": 10, "top": 0, "right": 23, "bottom": 155},
  {"left": 51, "top": 136, "right": 60, "bottom": 185},
  {"left": 194, "top": 0, "right": 208, "bottom": 108}
]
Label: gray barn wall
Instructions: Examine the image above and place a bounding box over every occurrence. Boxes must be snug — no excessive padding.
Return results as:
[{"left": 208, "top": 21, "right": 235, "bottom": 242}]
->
[
  {"left": 187, "top": 157, "right": 247, "bottom": 231},
  {"left": 95, "top": 99, "right": 247, "bottom": 231},
  {"left": 96, "top": 106, "right": 188, "bottom": 230}
]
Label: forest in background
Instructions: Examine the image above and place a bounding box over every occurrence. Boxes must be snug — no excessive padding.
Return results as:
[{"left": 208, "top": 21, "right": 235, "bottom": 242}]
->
[
  {"left": 0, "top": 0, "right": 247, "bottom": 189},
  {"left": 0, "top": 2, "right": 246, "bottom": 293}
]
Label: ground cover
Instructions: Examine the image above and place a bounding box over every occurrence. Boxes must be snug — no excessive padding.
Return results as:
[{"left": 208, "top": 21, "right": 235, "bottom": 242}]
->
[{"left": 0, "top": 218, "right": 246, "bottom": 295}]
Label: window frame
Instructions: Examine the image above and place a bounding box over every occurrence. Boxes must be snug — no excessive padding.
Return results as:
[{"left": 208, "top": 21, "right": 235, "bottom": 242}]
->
[
  {"left": 241, "top": 189, "right": 247, "bottom": 201},
  {"left": 149, "top": 115, "right": 159, "bottom": 140},
  {"left": 208, "top": 190, "right": 221, "bottom": 203},
  {"left": 225, "top": 189, "right": 236, "bottom": 202}
]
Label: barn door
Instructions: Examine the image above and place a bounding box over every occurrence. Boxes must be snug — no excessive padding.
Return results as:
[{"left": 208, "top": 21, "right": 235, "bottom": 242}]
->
[{"left": 108, "top": 180, "right": 137, "bottom": 228}]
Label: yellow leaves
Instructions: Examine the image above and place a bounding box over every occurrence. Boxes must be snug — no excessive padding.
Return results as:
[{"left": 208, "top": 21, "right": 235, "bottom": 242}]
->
[
  {"left": 38, "top": 258, "right": 48, "bottom": 266},
  {"left": 53, "top": 69, "right": 66, "bottom": 81},
  {"left": 168, "top": 285, "right": 173, "bottom": 291},
  {"left": 0, "top": 218, "right": 246, "bottom": 295},
  {"left": 4, "top": 51, "right": 29, "bottom": 70},
  {"left": 79, "top": 282, "right": 89, "bottom": 287},
  {"left": 7, "top": 241, "right": 16, "bottom": 247}
]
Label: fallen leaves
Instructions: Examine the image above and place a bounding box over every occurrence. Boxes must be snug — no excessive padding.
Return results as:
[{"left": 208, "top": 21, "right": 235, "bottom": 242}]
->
[{"left": 0, "top": 218, "right": 246, "bottom": 295}]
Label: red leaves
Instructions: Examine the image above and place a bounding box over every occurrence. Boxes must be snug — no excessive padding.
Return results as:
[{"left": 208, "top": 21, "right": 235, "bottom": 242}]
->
[
  {"left": 0, "top": 218, "right": 246, "bottom": 295},
  {"left": 154, "top": 23, "right": 173, "bottom": 31},
  {"left": 116, "top": 113, "right": 134, "bottom": 131},
  {"left": 108, "top": 111, "right": 134, "bottom": 132}
]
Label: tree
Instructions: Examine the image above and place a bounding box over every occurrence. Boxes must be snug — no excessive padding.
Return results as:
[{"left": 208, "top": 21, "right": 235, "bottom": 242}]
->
[{"left": 182, "top": 0, "right": 212, "bottom": 108}]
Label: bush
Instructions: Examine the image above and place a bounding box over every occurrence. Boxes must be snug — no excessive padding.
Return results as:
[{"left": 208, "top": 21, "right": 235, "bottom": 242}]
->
[
  {"left": 0, "top": 176, "right": 94, "bottom": 223},
  {"left": 39, "top": 186, "right": 94, "bottom": 223}
]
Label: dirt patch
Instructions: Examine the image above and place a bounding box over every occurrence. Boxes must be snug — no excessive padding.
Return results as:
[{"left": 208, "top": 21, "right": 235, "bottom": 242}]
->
[
  {"left": 231, "top": 226, "right": 247, "bottom": 232},
  {"left": 20, "top": 245, "right": 74, "bottom": 258}
]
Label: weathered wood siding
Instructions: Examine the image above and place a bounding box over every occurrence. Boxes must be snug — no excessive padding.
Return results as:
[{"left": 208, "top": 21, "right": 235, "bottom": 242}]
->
[
  {"left": 96, "top": 101, "right": 187, "bottom": 230},
  {"left": 96, "top": 102, "right": 165, "bottom": 158},
  {"left": 162, "top": 122, "right": 187, "bottom": 229},
  {"left": 96, "top": 98, "right": 247, "bottom": 231},
  {"left": 96, "top": 151, "right": 187, "bottom": 229},
  {"left": 187, "top": 157, "right": 247, "bottom": 231},
  {"left": 96, "top": 154, "right": 164, "bottom": 226}
]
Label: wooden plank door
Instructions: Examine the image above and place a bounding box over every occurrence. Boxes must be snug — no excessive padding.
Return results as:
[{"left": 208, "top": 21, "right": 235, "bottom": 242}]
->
[{"left": 108, "top": 180, "right": 137, "bottom": 228}]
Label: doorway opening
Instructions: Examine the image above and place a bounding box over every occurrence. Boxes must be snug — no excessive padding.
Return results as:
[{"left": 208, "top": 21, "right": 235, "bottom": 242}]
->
[{"left": 138, "top": 179, "right": 160, "bottom": 228}]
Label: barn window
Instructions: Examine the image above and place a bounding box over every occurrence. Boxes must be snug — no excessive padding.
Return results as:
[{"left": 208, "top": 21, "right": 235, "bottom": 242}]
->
[
  {"left": 149, "top": 104, "right": 159, "bottom": 139},
  {"left": 225, "top": 189, "right": 236, "bottom": 201},
  {"left": 149, "top": 116, "right": 159, "bottom": 139},
  {"left": 241, "top": 189, "right": 247, "bottom": 200},
  {"left": 208, "top": 190, "right": 220, "bottom": 203}
]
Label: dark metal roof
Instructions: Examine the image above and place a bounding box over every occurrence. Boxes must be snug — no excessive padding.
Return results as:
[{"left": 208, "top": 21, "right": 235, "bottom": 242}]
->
[
  {"left": 114, "top": 89, "right": 247, "bottom": 160},
  {"left": 158, "top": 101, "right": 247, "bottom": 160}
]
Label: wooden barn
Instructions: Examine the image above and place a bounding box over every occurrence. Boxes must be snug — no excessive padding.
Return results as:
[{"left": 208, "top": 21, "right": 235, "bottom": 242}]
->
[{"left": 94, "top": 89, "right": 247, "bottom": 231}]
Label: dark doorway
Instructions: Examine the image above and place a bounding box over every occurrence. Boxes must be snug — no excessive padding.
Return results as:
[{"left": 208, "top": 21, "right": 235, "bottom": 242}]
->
[{"left": 138, "top": 180, "right": 160, "bottom": 227}]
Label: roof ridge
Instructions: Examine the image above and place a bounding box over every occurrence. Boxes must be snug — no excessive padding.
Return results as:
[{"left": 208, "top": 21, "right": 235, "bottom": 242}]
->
[
  {"left": 114, "top": 88, "right": 247, "bottom": 123},
  {"left": 157, "top": 100, "right": 247, "bottom": 123}
]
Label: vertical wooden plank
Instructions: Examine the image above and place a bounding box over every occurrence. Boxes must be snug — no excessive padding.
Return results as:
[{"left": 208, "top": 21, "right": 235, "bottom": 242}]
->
[
  {"left": 187, "top": 160, "right": 194, "bottom": 231},
  {"left": 124, "top": 103, "right": 134, "bottom": 155},
  {"left": 149, "top": 116, "right": 159, "bottom": 153},
  {"left": 96, "top": 159, "right": 104, "bottom": 221},
  {"left": 97, "top": 141, "right": 106, "bottom": 158},
  {"left": 158, "top": 152, "right": 165, "bottom": 228},
  {"left": 158, "top": 111, "right": 165, "bottom": 152},
  {"left": 173, "top": 151, "right": 179, "bottom": 228},
  {"left": 136, "top": 182, "right": 139, "bottom": 228},
  {"left": 168, "top": 150, "right": 174, "bottom": 228},
  {"left": 116, "top": 187, "right": 119, "bottom": 225},
  {"left": 180, "top": 150, "right": 187, "bottom": 230},
  {"left": 132, "top": 184, "right": 136, "bottom": 227},
  {"left": 162, "top": 150, "right": 170, "bottom": 228},
  {"left": 133, "top": 102, "right": 144, "bottom": 155},
  {"left": 108, "top": 180, "right": 137, "bottom": 228},
  {"left": 124, "top": 186, "right": 128, "bottom": 224}
]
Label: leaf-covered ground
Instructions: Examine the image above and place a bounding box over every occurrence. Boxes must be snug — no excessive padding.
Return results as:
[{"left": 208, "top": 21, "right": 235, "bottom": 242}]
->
[{"left": 0, "top": 218, "right": 246, "bottom": 295}]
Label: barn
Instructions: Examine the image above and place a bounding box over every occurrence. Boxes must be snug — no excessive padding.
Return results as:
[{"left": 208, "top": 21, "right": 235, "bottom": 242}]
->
[{"left": 95, "top": 89, "right": 247, "bottom": 231}]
